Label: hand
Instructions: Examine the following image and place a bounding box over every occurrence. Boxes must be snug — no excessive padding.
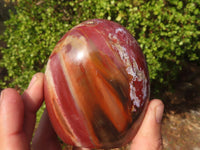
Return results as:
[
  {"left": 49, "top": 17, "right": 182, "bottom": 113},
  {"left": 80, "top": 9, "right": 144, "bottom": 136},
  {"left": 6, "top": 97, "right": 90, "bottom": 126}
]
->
[
  {"left": 130, "top": 99, "right": 164, "bottom": 150},
  {"left": 0, "top": 73, "right": 164, "bottom": 150},
  {"left": 0, "top": 73, "right": 61, "bottom": 150}
]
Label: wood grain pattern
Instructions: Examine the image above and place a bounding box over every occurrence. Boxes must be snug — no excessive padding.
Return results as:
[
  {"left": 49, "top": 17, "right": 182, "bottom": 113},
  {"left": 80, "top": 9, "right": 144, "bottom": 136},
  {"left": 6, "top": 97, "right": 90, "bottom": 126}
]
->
[{"left": 44, "top": 19, "right": 149, "bottom": 148}]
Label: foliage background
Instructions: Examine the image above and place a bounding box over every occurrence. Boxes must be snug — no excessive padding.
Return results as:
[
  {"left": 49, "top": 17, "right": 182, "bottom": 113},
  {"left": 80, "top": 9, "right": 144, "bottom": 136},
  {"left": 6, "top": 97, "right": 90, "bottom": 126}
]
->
[
  {"left": 0, "top": 0, "right": 200, "bottom": 149},
  {"left": 0, "top": 0, "right": 199, "bottom": 92}
]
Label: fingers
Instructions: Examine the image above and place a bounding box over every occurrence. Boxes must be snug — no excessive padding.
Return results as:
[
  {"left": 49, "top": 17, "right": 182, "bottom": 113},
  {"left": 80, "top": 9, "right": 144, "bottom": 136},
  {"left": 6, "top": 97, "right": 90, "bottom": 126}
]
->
[
  {"left": 22, "top": 73, "right": 44, "bottom": 142},
  {"left": 0, "top": 88, "right": 28, "bottom": 150},
  {"left": 32, "top": 109, "right": 61, "bottom": 150},
  {"left": 23, "top": 73, "right": 61, "bottom": 150},
  {"left": 131, "top": 99, "right": 164, "bottom": 150}
]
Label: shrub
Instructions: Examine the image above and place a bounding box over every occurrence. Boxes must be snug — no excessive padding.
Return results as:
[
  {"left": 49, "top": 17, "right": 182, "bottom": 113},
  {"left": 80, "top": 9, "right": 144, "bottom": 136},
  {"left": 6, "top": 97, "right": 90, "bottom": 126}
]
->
[{"left": 0, "top": 0, "right": 199, "bottom": 92}]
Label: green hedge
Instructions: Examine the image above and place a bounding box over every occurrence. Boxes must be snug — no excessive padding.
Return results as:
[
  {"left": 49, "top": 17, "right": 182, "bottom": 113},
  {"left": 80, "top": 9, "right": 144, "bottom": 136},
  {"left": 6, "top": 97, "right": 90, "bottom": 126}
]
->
[{"left": 0, "top": 0, "right": 200, "bottom": 92}]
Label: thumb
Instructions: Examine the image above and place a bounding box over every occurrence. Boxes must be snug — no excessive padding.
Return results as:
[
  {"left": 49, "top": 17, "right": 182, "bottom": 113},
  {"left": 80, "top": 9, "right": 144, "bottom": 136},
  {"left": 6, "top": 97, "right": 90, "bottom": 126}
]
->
[{"left": 131, "top": 99, "right": 164, "bottom": 150}]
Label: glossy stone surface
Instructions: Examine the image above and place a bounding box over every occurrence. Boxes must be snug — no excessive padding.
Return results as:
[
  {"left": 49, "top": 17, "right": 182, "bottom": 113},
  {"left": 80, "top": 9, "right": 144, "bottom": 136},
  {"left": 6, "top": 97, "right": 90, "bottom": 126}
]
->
[{"left": 44, "top": 19, "right": 150, "bottom": 149}]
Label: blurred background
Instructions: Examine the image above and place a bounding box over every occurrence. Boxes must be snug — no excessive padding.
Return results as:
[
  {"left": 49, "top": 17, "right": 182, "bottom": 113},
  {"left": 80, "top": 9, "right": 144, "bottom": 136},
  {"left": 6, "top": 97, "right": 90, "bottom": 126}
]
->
[{"left": 0, "top": 0, "right": 200, "bottom": 149}]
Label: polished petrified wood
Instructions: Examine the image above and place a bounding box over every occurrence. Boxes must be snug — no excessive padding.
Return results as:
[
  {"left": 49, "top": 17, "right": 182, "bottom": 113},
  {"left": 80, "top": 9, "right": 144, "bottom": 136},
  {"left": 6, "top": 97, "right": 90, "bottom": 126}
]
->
[{"left": 44, "top": 19, "right": 150, "bottom": 149}]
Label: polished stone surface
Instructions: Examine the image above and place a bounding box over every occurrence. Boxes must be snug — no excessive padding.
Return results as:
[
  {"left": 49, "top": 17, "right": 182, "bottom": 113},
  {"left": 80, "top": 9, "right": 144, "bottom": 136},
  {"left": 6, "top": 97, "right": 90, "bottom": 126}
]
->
[{"left": 44, "top": 19, "right": 150, "bottom": 148}]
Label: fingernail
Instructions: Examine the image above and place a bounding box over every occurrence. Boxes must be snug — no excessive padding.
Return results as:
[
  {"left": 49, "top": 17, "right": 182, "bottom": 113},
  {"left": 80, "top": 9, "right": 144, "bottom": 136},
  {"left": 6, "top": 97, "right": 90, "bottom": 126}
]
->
[
  {"left": 0, "top": 90, "right": 4, "bottom": 104},
  {"left": 28, "top": 75, "right": 37, "bottom": 89},
  {"left": 155, "top": 104, "right": 164, "bottom": 123}
]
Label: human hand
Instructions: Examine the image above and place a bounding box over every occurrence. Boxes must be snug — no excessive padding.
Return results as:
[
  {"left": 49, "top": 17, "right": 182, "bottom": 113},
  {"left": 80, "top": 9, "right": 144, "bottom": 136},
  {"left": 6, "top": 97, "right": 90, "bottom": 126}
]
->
[
  {"left": 0, "top": 73, "right": 61, "bottom": 150},
  {"left": 0, "top": 73, "right": 164, "bottom": 150},
  {"left": 130, "top": 99, "right": 164, "bottom": 150}
]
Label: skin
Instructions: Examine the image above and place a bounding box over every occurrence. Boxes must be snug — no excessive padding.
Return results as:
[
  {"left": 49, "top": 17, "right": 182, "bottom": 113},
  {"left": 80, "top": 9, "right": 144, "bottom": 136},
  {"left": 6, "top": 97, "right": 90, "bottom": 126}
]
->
[{"left": 0, "top": 73, "right": 164, "bottom": 150}]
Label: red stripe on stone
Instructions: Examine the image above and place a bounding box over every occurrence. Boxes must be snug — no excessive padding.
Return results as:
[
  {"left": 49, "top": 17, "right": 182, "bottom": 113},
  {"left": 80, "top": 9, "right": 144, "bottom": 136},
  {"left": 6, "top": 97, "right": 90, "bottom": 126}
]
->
[
  {"left": 49, "top": 54, "right": 94, "bottom": 147},
  {"left": 44, "top": 76, "right": 74, "bottom": 145}
]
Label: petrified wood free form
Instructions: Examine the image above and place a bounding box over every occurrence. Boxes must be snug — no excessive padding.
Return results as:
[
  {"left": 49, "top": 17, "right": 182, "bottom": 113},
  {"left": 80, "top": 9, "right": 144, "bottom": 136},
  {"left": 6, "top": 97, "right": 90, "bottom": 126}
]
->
[{"left": 44, "top": 19, "right": 150, "bottom": 149}]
